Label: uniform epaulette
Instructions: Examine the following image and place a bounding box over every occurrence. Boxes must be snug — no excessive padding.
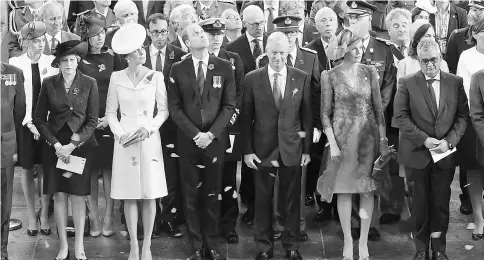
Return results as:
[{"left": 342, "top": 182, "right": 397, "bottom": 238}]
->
[
  {"left": 255, "top": 53, "right": 267, "bottom": 69},
  {"left": 76, "top": 9, "right": 91, "bottom": 16},
  {"left": 374, "top": 37, "right": 393, "bottom": 46},
  {"left": 300, "top": 47, "right": 317, "bottom": 54},
  {"left": 181, "top": 53, "right": 192, "bottom": 60}
]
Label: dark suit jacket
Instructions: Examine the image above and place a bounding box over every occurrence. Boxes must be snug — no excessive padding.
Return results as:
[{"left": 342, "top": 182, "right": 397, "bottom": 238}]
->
[
  {"left": 144, "top": 43, "right": 185, "bottom": 145},
  {"left": 304, "top": 37, "right": 332, "bottom": 73},
  {"left": 445, "top": 27, "right": 473, "bottom": 74},
  {"left": 445, "top": 4, "right": 468, "bottom": 40},
  {"left": 241, "top": 65, "right": 313, "bottom": 167},
  {"left": 43, "top": 31, "right": 81, "bottom": 55},
  {"left": 301, "top": 22, "right": 319, "bottom": 47},
  {"left": 134, "top": 0, "right": 165, "bottom": 28},
  {"left": 167, "top": 54, "right": 236, "bottom": 156},
  {"left": 226, "top": 33, "right": 268, "bottom": 75},
  {"left": 469, "top": 69, "right": 484, "bottom": 165},
  {"left": 217, "top": 48, "right": 244, "bottom": 160},
  {"left": 34, "top": 71, "right": 99, "bottom": 148},
  {"left": 394, "top": 70, "right": 468, "bottom": 169}
]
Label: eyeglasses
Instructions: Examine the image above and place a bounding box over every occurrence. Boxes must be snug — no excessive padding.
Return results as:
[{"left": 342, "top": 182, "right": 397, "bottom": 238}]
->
[
  {"left": 149, "top": 29, "right": 169, "bottom": 36},
  {"left": 283, "top": 31, "right": 298, "bottom": 37},
  {"left": 347, "top": 14, "right": 370, "bottom": 21},
  {"left": 245, "top": 20, "right": 266, "bottom": 28},
  {"left": 419, "top": 57, "right": 439, "bottom": 65}
]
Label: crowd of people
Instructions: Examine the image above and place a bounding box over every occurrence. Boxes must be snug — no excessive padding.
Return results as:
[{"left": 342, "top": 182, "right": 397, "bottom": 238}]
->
[{"left": 1, "top": 0, "right": 484, "bottom": 260}]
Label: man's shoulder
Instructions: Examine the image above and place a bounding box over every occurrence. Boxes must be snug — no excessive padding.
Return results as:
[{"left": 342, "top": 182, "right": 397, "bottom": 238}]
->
[
  {"left": 300, "top": 46, "right": 317, "bottom": 55},
  {"left": 167, "top": 44, "right": 186, "bottom": 57},
  {"left": 289, "top": 66, "right": 310, "bottom": 78},
  {"left": 2, "top": 63, "right": 23, "bottom": 75},
  {"left": 304, "top": 38, "right": 320, "bottom": 50},
  {"left": 246, "top": 66, "right": 265, "bottom": 79},
  {"left": 442, "top": 71, "right": 462, "bottom": 83},
  {"left": 373, "top": 36, "right": 393, "bottom": 48},
  {"left": 226, "top": 34, "right": 247, "bottom": 50}
]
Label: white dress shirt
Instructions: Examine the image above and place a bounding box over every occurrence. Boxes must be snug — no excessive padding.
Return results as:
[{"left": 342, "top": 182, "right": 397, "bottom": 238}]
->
[
  {"left": 192, "top": 54, "right": 209, "bottom": 78},
  {"left": 425, "top": 72, "right": 441, "bottom": 109},
  {"left": 95, "top": 7, "right": 109, "bottom": 18},
  {"left": 199, "top": 0, "right": 213, "bottom": 11},
  {"left": 150, "top": 44, "right": 166, "bottom": 71},
  {"left": 268, "top": 65, "right": 287, "bottom": 98},
  {"left": 246, "top": 33, "right": 264, "bottom": 56},
  {"left": 362, "top": 36, "right": 370, "bottom": 53},
  {"left": 45, "top": 31, "right": 62, "bottom": 49},
  {"left": 264, "top": 2, "right": 278, "bottom": 31},
  {"left": 321, "top": 37, "right": 331, "bottom": 55},
  {"left": 142, "top": 0, "right": 150, "bottom": 20},
  {"left": 288, "top": 47, "right": 297, "bottom": 66}
]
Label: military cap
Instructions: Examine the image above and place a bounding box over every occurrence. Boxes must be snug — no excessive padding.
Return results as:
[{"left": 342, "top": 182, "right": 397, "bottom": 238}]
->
[
  {"left": 469, "top": 0, "right": 484, "bottom": 9},
  {"left": 199, "top": 18, "right": 226, "bottom": 33},
  {"left": 272, "top": 15, "right": 301, "bottom": 32},
  {"left": 76, "top": 12, "right": 106, "bottom": 41},
  {"left": 346, "top": 0, "right": 377, "bottom": 15},
  {"left": 20, "top": 21, "right": 46, "bottom": 40}
]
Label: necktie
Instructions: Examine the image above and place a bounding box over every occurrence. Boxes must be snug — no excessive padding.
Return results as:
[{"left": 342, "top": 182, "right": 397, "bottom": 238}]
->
[
  {"left": 51, "top": 38, "right": 58, "bottom": 54},
  {"left": 196, "top": 61, "right": 205, "bottom": 94},
  {"left": 252, "top": 39, "right": 262, "bottom": 59},
  {"left": 267, "top": 7, "right": 274, "bottom": 32},
  {"left": 427, "top": 79, "right": 438, "bottom": 112},
  {"left": 156, "top": 51, "right": 163, "bottom": 72},
  {"left": 273, "top": 73, "right": 282, "bottom": 110},
  {"left": 287, "top": 54, "right": 293, "bottom": 67}
]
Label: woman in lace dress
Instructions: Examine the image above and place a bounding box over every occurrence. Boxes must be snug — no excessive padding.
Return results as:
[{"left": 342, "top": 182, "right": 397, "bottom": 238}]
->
[{"left": 317, "top": 29, "right": 389, "bottom": 260}]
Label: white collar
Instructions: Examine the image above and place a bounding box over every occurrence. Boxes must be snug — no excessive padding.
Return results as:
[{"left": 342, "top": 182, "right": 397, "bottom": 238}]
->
[
  {"left": 192, "top": 54, "right": 210, "bottom": 67},
  {"left": 95, "top": 7, "right": 109, "bottom": 17},
  {"left": 424, "top": 72, "right": 441, "bottom": 81},
  {"left": 45, "top": 31, "right": 62, "bottom": 43},
  {"left": 298, "top": 22, "right": 304, "bottom": 33},
  {"left": 321, "top": 37, "right": 332, "bottom": 48},
  {"left": 247, "top": 33, "right": 262, "bottom": 44},
  {"left": 289, "top": 47, "right": 297, "bottom": 60},
  {"left": 178, "top": 34, "right": 188, "bottom": 50},
  {"left": 200, "top": 0, "right": 213, "bottom": 9},
  {"left": 150, "top": 44, "right": 167, "bottom": 56},
  {"left": 268, "top": 64, "right": 287, "bottom": 79},
  {"left": 264, "top": 1, "right": 278, "bottom": 11},
  {"left": 210, "top": 48, "right": 220, "bottom": 56}
]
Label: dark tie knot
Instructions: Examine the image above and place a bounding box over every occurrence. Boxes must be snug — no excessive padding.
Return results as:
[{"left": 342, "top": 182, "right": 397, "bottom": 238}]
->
[{"left": 427, "top": 79, "right": 436, "bottom": 85}]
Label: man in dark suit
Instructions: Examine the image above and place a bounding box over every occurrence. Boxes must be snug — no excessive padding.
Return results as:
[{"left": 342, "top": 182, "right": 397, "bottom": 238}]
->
[
  {"left": 133, "top": 0, "right": 165, "bottom": 28},
  {"left": 169, "top": 4, "right": 198, "bottom": 52},
  {"left": 241, "top": 0, "right": 283, "bottom": 34},
  {"left": 434, "top": 0, "right": 468, "bottom": 56},
  {"left": 394, "top": 39, "right": 468, "bottom": 260},
  {"left": 256, "top": 15, "right": 320, "bottom": 242},
  {"left": 167, "top": 23, "right": 236, "bottom": 260},
  {"left": 304, "top": 6, "right": 337, "bottom": 222},
  {"left": 193, "top": 0, "right": 237, "bottom": 20},
  {"left": 444, "top": 0, "right": 484, "bottom": 216},
  {"left": 242, "top": 31, "right": 312, "bottom": 260},
  {"left": 144, "top": 12, "right": 185, "bottom": 239},
  {"left": 199, "top": 18, "right": 244, "bottom": 244},
  {"left": 226, "top": 5, "right": 267, "bottom": 225}
]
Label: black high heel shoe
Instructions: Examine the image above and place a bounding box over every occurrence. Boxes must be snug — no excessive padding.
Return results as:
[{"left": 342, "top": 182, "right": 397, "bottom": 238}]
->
[
  {"left": 54, "top": 251, "right": 69, "bottom": 260},
  {"left": 37, "top": 208, "right": 52, "bottom": 236}
]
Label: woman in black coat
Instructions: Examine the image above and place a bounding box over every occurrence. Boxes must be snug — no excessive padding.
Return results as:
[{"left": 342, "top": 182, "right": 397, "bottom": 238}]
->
[{"left": 34, "top": 40, "right": 99, "bottom": 260}]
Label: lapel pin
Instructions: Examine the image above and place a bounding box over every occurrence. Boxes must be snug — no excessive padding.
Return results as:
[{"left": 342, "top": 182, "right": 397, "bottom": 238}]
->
[
  {"left": 169, "top": 51, "right": 175, "bottom": 60},
  {"left": 170, "top": 77, "right": 175, "bottom": 83},
  {"left": 208, "top": 64, "right": 214, "bottom": 70},
  {"left": 72, "top": 87, "right": 79, "bottom": 95},
  {"left": 292, "top": 88, "right": 299, "bottom": 97},
  {"left": 98, "top": 64, "right": 106, "bottom": 72},
  {"left": 370, "top": 48, "right": 374, "bottom": 53}
]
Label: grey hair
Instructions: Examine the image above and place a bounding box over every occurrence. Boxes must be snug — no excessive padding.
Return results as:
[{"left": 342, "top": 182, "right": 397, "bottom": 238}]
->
[
  {"left": 266, "top": 31, "right": 289, "bottom": 52},
  {"left": 113, "top": 0, "right": 139, "bottom": 19},
  {"left": 385, "top": 8, "right": 412, "bottom": 30},
  {"left": 314, "top": 7, "right": 337, "bottom": 25},
  {"left": 169, "top": 4, "right": 195, "bottom": 23},
  {"left": 40, "top": 0, "right": 64, "bottom": 20},
  {"left": 280, "top": 0, "right": 305, "bottom": 15},
  {"left": 417, "top": 39, "right": 441, "bottom": 56}
]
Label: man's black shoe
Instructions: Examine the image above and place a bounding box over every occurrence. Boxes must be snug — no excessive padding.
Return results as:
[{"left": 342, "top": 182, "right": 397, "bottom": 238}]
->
[
  {"left": 186, "top": 249, "right": 203, "bottom": 260},
  {"left": 160, "top": 221, "right": 183, "bottom": 238},
  {"left": 285, "top": 250, "right": 303, "bottom": 260},
  {"left": 255, "top": 251, "right": 273, "bottom": 260},
  {"left": 205, "top": 249, "right": 226, "bottom": 260},
  {"left": 412, "top": 252, "right": 429, "bottom": 260},
  {"left": 299, "top": 231, "right": 308, "bottom": 242},
  {"left": 379, "top": 213, "right": 401, "bottom": 225},
  {"left": 305, "top": 195, "right": 315, "bottom": 206},
  {"left": 151, "top": 221, "right": 161, "bottom": 238},
  {"left": 432, "top": 252, "right": 449, "bottom": 260},
  {"left": 225, "top": 230, "right": 239, "bottom": 244},
  {"left": 273, "top": 230, "right": 282, "bottom": 241},
  {"left": 243, "top": 206, "right": 254, "bottom": 223}
]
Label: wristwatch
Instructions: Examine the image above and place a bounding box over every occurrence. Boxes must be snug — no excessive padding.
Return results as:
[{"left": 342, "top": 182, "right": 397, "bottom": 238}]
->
[{"left": 444, "top": 139, "right": 453, "bottom": 149}]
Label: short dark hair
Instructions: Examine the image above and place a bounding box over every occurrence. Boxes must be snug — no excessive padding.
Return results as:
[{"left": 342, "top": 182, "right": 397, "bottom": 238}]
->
[
  {"left": 147, "top": 13, "right": 169, "bottom": 28},
  {"left": 409, "top": 23, "right": 432, "bottom": 59}
]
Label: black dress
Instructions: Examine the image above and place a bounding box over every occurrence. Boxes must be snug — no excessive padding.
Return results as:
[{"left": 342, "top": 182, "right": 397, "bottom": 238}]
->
[
  {"left": 78, "top": 51, "right": 119, "bottom": 170},
  {"left": 17, "top": 63, "right": 42, "bottom": 169}
]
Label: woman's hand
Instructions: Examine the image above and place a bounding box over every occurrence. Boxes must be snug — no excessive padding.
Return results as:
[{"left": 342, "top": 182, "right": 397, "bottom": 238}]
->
[
  {"left": 136, "top": 127, "right": 149, "bottom": 141},
  {"left": 97, "top": 116, "right": 109, "bottom": 130},
  {"left": 380, "top": 141, "right": 390, "bottom": 158},
  {"left": 329, "top": 142, "right": 341, "bottom": 161},
  {"left": 56, "top": 144, "right": 75, "bottom": 163},
  {"left": 119, "top": 134, "right": 129, "bottom": 145},
  {"left": 28, "top": 124, "right": 40, "bottom": 140}
]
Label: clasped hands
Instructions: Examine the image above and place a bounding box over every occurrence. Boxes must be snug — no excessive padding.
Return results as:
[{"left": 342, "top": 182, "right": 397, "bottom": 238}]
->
[
  {"left": 193, "top": 132, "right": 213, "bottom": 149},
  {"left": 244, "top": 154, "right": 311, "bottom": 170},
  {"left": 54, "top": 142, "right": 75, "bottom": 164},
  {"left": 119, "top": 127, "right": 150, "bottom": 148},
  {"left": 425, "top": 137, "right": 450, "bottom": 154}
]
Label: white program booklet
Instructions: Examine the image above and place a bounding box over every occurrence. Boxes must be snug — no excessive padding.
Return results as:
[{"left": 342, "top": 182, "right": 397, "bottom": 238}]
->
[
  {"left": 56, "top": 155, "right": 86, "bottom": 174},
  {"left": 226, "top": 135, "right": 236, "bottom": 153},
  {"left": 430, "top": 147, "right": 457, "bottom": 163}
]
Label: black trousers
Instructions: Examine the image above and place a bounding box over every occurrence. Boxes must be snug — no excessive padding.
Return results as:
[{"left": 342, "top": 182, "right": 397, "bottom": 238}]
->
[
  {"left": 1, "top": 167, "right": 14, "bottom": 259},
  {"left": 254, "top": 164, "right": 301, "bottom": 253},
  {"left": 179, "top": 149, "right": 224, "bottom": 250},
  {"left": 220, "top": 160, "right": 239, "bottom": 235},
  {"left": 156, "top": 144, "right": 183, "bottom": 223},
  {"left": 240, "top": 163, "right": 255, "bottom": 205},
  {"left": 411, "top": 162, "right": 455, "bottom": 253}
]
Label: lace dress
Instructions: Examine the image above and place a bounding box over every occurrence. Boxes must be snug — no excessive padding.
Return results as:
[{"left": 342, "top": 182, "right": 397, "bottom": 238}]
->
[{"left": 317, "top": 64, "right": 386, "bottom": 202}]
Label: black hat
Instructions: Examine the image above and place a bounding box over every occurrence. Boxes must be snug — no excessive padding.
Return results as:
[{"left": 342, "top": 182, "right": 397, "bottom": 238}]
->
[
  {"left": 51, "top": 40, "right": 88, "bottom": 68},
  {"left": 272, "top": 15, "right": 301, "bottom": 32},
  {"left": 346, "top": 0, "right": 377, "bottom": 15},
  {"left": 199, "top": 18, "right": 226, "bottom": 33},
  {"left": 469, "top": 0, "right": 484, "bottom": 9},
  {"left": 20, "top": 21, "right": 46, "bottom": 40},
  {"left": 76, "top": 12, "right": 106, "bottom": 41}
]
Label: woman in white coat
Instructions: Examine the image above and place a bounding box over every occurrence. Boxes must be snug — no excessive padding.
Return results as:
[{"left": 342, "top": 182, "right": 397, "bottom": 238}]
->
[
  {"left": 107, "top": 23, "right": 168, "bottom": 260},
  {"left": 9, "top": 21, "right": 58, "bottom": 237}
]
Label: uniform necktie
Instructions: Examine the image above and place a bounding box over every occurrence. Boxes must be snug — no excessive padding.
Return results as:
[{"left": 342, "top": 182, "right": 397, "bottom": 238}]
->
[
  {"left": 273, "top": 73, "right": 282, "bottom": 110},
  {"left": 156, "top": 50, "right": 163, "bottom": 72},
  {"left": 287, "top": 54, "right": 293, "bottom": 67},
  {"left": 427, "top": 79, "right": 438, "bottom": 112},
  {"left": 197, "top": 61, "right": 205, "bottom": 94},
  {"left": 252, "top": 39, "right": 262, "bottom": 59},
  {"left": 267, "top": 7, "right": 274, "bottom": 32},
  {"left": 51, "top": 38, "right": 58, "bottom": 54}
]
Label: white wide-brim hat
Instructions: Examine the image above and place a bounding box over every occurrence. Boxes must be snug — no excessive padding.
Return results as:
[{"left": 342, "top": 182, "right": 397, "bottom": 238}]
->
[
  {"left": 415, "top": 0, "right": 437, "bottom": 14},
  {"left": 112, "top": 23, "right": 146, "bottom": 55}
]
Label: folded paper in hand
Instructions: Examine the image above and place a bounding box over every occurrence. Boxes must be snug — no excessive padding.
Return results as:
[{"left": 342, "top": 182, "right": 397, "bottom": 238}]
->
[
  {"left": 430, "top": 147, "right": 456, "bottom": 163},
  {"left": 56, "top": 155, "right": 86, "bottom": 174},
  {"left": 121, "top": 131, "right": 138, "bottom": 146},
  {"left": 226, "top": 135, "right": 235, "bottom": 153}
]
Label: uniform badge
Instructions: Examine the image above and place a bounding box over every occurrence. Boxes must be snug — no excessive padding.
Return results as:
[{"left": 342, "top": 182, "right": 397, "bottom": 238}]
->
[
  {"left": 213, "top": 76, "right": 222, "bottom": 88},
  {"left": 41, "top": 67, "right": 48, "bottom": 75},
  {"left": 351, "top": 2, "right": 357, "bottom": 8},
  {"left": 369, "top": 48, "right": 374, "bottom": 53},
  {"left": 72, "top": 87, "right": 80, "bottom": 95},
  {"left": 230, "top": 58, "right": 235, "bottom": 70},
  {"left": 214, "top": 20, "right": 222, "bottom": 28},
  {"left": 169, "top": 51, "right": 175, "bottom": 60},
  {"left": 98, "top": 64, "right": 106, "bottom": 72},
  {"left": 208, "top": 64, "right": 214, "bottom": 70},
  {"left": 284, "top": 18, "right": 291, "bottom": 25}
]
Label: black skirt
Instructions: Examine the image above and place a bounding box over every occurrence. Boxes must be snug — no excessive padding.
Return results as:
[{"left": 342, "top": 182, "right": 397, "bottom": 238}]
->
[
  {"left": 92, "top": 127, "right": 114, "bottom": 170},
  {"left": 17, "top": 125, "right": 43, "bottom": 169},
  {"left": 457, "top": 118, "right": 479, "bottom": 170},
  {"left": 42, "top": 124, "right": 94, "bottom": 196}
]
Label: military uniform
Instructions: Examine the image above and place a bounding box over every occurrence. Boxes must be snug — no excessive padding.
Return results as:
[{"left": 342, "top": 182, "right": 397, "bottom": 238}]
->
[{"left": 194, "top": 0, "right": 237, "bottom": 20}]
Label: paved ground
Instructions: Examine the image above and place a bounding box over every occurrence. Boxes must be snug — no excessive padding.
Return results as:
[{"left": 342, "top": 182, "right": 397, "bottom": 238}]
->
[{"left": 5, "top": 167, "right": 484, "bottom": 260}]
